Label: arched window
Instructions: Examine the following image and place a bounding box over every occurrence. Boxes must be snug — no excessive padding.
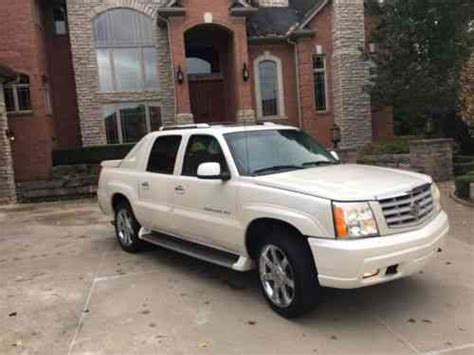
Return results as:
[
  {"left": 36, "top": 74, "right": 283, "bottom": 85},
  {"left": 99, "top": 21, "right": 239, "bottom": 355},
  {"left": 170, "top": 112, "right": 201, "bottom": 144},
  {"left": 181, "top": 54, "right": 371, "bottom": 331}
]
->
[
  {"left": 93, "top": 9, "right": 159, "bottom": 92},
  {"left": 254, "top": 54, "right": 285, "bottom": 119},
  {"left": 4, "top": 74, "right": 32, "bottom": 113}
]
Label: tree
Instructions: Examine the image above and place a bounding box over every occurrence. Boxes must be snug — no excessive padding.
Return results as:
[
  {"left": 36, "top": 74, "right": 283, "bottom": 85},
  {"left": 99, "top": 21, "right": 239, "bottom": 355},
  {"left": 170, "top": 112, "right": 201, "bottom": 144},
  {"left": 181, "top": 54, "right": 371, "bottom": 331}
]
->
[{"left": 366, "top": 0, "right": 474, "bottom": 139}]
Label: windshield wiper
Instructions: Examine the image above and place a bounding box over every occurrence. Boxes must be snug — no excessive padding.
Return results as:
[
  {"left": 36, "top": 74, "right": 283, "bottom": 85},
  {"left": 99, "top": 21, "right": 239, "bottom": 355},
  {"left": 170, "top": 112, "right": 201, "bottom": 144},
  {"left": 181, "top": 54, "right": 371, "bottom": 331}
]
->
[
  {"left": 252, "top": 165, "right": 304, "bottom": 176},
  {"left": 302, "top": 161, "right": 334, "bottom": 167}
]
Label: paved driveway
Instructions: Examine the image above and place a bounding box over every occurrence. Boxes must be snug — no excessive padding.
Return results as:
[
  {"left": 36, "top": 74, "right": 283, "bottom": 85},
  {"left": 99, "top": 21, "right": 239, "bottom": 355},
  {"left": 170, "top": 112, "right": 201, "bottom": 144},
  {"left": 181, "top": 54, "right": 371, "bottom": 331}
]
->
[{"left": 0, "top": 184, "right": 473, "bottom": 354}]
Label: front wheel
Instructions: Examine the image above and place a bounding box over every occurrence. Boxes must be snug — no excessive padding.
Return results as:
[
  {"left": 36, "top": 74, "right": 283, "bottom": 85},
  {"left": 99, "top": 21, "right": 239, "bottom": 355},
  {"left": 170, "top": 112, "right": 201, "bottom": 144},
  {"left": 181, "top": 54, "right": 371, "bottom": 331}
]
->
[{"left": 257, "top": 230, "right": 321, "bottom": 318}]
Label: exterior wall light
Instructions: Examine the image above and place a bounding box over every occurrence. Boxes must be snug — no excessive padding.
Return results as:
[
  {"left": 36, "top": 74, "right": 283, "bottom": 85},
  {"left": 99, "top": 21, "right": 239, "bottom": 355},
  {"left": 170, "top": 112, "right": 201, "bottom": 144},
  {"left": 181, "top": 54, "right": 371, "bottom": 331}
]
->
[
  {"left": 5, "top": 129, "right": 15, "bottom": 142},
  {"left": 176, "top": 66, "right": 184, "bottom": 84},
  {"left": 242, "top": 63, "right": 250, "bottom": 82},
  {"left": 331, "top": 123, "right": 341, "bottom": 149}
]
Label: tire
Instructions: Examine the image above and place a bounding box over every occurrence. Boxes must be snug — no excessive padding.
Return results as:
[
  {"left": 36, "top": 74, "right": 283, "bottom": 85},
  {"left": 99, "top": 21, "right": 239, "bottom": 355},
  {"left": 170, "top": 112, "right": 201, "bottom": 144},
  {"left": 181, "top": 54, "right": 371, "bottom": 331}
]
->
[
  {"left": 257, "top": 228, "right": 321, "bottom": 318},
  {"left": 114, "top": 201, "right": 145, "bottom": 253}
]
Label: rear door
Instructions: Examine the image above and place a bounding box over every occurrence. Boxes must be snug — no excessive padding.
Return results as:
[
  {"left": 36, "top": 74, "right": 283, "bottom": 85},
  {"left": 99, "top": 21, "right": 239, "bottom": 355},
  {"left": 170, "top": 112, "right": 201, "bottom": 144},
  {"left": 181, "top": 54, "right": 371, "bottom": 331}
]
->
[
  {"left": 136, "top": 135, "right": 182, "bottom": 233},
  {"left": 172, "top": 134, "right": 241, "bottom": 253}
]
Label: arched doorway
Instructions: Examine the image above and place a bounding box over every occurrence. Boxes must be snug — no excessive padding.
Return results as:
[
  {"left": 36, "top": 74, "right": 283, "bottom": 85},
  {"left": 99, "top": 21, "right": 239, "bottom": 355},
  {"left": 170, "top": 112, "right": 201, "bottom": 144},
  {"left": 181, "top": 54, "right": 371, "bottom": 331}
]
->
[{"left": 185, "top": 25, "right": 235, "bottom": 123}]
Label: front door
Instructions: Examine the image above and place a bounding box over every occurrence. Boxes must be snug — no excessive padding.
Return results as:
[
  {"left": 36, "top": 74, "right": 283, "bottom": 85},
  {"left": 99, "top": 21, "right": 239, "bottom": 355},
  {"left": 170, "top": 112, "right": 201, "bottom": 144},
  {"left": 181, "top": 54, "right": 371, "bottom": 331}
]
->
[
  {"left": 172, "top": 134, "right": 241, "bottom": 253},
  {"left": 189, "top": 75, "right": 227, "bottom": 123}
]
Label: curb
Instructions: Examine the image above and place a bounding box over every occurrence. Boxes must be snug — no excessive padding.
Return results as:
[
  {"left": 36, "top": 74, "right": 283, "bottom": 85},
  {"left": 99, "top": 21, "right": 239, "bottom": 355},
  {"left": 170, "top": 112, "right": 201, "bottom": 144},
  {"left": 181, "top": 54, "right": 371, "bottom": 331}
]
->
[{"left": 449, "top": 191, "right": 474, "bottom": 207}]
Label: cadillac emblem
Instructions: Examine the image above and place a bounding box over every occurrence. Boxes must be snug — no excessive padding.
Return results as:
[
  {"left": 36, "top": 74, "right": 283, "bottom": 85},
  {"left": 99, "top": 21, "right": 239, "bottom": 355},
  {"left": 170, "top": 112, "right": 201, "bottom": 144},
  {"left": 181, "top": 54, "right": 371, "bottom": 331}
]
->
[{"left": 410, "top": 201, "right": 421, "bottom": 218}]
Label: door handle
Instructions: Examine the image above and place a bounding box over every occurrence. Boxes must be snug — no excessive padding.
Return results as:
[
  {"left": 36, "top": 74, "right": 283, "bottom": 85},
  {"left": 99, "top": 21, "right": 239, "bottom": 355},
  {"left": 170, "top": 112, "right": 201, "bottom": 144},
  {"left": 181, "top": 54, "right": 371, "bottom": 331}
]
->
[
  {"left": 174, "top": 185, "right": 185, "bottom": 193},
  {"left": 141, "top": 182, "right": 150, "bottom": 190}
]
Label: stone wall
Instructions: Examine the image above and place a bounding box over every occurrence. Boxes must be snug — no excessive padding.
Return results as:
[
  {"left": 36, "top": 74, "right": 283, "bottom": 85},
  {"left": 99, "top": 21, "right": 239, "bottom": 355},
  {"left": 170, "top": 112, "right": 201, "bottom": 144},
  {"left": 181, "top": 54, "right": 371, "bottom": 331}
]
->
[
  {"left": 410, "top": 139, "right": 453, "bottom": 182},
  {"left": 0, "top": 81, "right": 16, "bottom": 204},
  {"left": 66, "top": 0, "right": 175, "bottom": 146},
  {"left": 331, "top": 0, "right": 372, "bottom": 149},
  {"left": 358, "top": 154, "right": 411, "bottom": 170}
]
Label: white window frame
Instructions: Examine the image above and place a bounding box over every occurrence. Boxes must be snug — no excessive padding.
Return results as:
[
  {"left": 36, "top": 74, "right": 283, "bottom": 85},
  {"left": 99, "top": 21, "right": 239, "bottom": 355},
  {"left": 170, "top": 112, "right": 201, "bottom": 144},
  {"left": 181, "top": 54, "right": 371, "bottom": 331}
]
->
[
  {"left": 4, "top": 76, "right": 32, "bottom": 113},
  {"left": 103, "top": 102, "right": 161, "bottom": 144},
  {"left": 313, "top": 55, "right": 329, "bottom": 113},
  {"left": 254, "top": 52, "right": 286, "bottom": 120},
  {"left": 93, "top": 9, "right": 159, "bottom": 93}
]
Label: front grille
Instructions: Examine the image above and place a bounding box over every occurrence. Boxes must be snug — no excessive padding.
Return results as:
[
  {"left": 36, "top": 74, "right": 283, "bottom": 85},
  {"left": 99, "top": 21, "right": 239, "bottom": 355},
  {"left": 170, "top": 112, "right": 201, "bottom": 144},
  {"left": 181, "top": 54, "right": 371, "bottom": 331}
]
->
[{"left": 379, "top": 184, "right": 434, "bottom": 229}]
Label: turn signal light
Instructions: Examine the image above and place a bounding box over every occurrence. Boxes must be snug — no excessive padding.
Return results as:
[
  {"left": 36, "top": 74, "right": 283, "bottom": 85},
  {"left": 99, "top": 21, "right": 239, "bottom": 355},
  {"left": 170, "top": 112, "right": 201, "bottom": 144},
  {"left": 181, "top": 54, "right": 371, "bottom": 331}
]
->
[{"left": 334, "top": 207, "right": 348, "bottom": 238}]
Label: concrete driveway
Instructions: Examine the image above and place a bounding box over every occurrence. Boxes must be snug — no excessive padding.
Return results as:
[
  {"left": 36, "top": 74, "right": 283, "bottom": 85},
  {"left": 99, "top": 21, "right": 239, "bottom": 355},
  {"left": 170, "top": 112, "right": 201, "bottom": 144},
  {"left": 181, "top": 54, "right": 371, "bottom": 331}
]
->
[{"left": 0, "top": 184, "right": 473, "bottom": 355}]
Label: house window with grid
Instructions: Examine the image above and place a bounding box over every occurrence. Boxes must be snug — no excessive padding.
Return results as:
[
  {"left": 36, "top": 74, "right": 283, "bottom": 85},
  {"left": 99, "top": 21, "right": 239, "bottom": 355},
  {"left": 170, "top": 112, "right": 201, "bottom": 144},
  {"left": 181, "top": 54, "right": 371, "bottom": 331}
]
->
[
  {"left": 313, "top": 55, "right": 328, "bottom": 112},
  {"left": 93, "top": 9, "right": 159, "bottom": 92},
  {"left": 103, "top": 102, "right": 162, "bottom": 144},
  {"left": 254, "top": 54, "right": 285, "bottom": 119},
  {"left": 4, "top": 75, "right": 32, "bottom": 113}
]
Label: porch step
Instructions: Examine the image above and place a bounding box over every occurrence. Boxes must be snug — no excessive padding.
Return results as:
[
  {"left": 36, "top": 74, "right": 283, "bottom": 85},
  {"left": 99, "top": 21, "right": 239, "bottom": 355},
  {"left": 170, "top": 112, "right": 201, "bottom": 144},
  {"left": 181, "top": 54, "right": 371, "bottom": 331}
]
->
[{"left": 139, "top": 229, "right": 254, "bottom": 271}]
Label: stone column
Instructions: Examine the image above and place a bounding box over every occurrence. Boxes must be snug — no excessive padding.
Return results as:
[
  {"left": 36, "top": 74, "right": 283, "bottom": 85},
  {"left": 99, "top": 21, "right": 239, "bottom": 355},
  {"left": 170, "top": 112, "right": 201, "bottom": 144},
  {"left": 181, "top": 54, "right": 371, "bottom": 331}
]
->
[
  {"left": 410, "top": 139, "right": 454, "bottom": 182},
  {"left": 232, "top": 17, "right": 256, "bottom": 124},
  {"left": 0, "top": 81, "right": 17, "bottom": 204},
  {"left": 332, "top": 0, "right": 372, "bottom": 149}
]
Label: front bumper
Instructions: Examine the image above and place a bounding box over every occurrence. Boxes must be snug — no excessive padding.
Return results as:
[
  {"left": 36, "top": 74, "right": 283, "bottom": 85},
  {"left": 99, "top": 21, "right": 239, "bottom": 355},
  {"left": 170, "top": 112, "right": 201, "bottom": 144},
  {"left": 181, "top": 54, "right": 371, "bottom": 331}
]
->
[{"left": 308, "top": 211, "right": 449, "bottom": 289}]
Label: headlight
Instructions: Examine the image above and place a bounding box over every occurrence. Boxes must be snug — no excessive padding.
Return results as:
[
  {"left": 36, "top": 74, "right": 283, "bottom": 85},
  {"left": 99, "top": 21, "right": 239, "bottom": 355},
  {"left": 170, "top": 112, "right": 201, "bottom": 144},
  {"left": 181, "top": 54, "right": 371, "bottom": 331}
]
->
[
  {"left": 332, "top": 202, "right": 379, "bottom": 239},
  {"left": 431, "top": 183, "right": 441, "bottom": 212}
]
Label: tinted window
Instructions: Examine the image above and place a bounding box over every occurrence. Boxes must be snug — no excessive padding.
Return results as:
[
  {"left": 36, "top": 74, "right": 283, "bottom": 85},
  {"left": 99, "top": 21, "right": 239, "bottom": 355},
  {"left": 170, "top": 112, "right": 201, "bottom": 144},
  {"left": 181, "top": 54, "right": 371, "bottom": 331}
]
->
[
  {"left": 147, "top": 135, "right": 182, "bottom": 174},
  {"left": 182, "top": 135, "right": 228, "bottom": 177}
]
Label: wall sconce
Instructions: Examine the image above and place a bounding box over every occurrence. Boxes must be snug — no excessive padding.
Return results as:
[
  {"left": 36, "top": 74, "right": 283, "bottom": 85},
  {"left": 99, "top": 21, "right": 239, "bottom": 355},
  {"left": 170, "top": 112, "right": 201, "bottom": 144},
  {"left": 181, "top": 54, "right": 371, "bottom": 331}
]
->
[
  {"left": 330, "top": 123, "right": 341, "bottom": 149},
  {"left": 242, "top": 63, "right": 250, "bottom": 82},
  {"left": 5, "top": 129, "right": 15, "bottom": 142},
  {"left": 176, "top": 66, "right": 184, "bottom": 85}
]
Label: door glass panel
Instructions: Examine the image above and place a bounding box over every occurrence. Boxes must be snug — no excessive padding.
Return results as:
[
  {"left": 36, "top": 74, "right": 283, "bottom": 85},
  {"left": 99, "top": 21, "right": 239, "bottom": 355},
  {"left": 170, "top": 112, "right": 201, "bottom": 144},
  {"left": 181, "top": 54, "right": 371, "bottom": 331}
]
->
[
  {"left": 119, "top": 103, "right": 147, "bottom": 143},
  {"left": 182, "top": 135, "right": 228, "bottom": 176},
  {"left": 149, "top": 106, "right": 162, "bottom": 131},
  {"left": 147, "top": 135, "right": 182, "bottom": 174},
  {"left": 103, "top": 105, "right": 119, "bottom": 144}
]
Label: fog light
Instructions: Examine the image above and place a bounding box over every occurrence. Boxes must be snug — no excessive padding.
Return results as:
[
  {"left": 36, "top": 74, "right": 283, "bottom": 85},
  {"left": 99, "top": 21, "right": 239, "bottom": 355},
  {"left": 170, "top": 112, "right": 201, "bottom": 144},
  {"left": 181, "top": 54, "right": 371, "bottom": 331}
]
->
[{"left": 363, "top": 269, "right": 379, "bottom": 279}]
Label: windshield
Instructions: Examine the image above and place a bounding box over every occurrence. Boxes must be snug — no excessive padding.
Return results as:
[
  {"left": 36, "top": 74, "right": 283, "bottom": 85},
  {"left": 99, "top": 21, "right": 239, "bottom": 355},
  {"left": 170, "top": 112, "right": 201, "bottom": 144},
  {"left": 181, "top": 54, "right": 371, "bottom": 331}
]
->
[{"left": 224, "top": 129, "right": 337, "bottom": 176}]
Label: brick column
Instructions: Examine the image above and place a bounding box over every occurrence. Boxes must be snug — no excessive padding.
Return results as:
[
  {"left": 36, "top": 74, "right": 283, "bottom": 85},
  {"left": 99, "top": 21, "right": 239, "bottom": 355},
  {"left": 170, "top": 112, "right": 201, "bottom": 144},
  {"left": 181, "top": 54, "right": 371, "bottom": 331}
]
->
[
  {"left": 332, "top": 0, "right": 372, "bottom": 149},
  {"left": 169, "top": 18, "right": 194, "bottom": 125},
  {"left": 232, "top": 17, "right": 255, "bottom": 123},
  {"left": 0, "top": 81, "right": 17, "bottom": 204},
  {"left": 297, "top": 38, "right": 317, "bottom": 125}
]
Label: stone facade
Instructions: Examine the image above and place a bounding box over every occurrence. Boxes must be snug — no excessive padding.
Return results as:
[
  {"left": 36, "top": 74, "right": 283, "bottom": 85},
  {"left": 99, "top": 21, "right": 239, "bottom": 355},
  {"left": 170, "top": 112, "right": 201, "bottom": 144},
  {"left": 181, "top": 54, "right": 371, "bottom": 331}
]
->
[
  {"left": 0, "top": 81, "right": 17, "bottom": 204},
  {"left": 410, "top": 139, "right": 453, "bottom": 182},
  {"left": 331, "top": 0, "right": 372, "bottom": 149},
  {"left": 66, "top": 0, "right": 175, "bottom": 146}
]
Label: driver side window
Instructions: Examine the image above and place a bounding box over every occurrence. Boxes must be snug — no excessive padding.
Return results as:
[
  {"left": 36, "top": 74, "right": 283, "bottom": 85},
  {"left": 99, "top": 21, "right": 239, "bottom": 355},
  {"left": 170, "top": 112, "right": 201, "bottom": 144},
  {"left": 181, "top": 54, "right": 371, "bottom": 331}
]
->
[{"left": 182, "top": 135, "right": 229, "bottom": 177}]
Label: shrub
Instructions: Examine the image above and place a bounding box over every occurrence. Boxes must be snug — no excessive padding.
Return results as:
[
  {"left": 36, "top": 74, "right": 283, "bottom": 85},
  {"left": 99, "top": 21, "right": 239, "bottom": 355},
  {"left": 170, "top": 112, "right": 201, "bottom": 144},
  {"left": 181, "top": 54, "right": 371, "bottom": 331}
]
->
[
  {"left": 455, "top": 175, "right": 474, "bottom": 199},
  {"left": 454, "top": 155, "right": 474, "bottom": 164},
  {"left": 361, "top": 136, "right": 415, "bottom": 155},
  {"left": 53, "top": 144, "right": 135, "bottom": 166},
  {"left": 453, "top": 161, "right": 474, "bottom": 176}
]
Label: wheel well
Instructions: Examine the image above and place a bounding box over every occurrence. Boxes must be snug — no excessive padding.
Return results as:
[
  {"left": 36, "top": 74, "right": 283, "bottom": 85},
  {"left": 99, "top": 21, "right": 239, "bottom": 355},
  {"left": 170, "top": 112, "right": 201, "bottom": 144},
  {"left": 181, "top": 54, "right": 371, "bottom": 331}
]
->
[
  {"left": 245, "top": 218, "right": 306, "bottom": 259},
  {"left": 111, "top": 193, "right": 129, "bottom": 212}
]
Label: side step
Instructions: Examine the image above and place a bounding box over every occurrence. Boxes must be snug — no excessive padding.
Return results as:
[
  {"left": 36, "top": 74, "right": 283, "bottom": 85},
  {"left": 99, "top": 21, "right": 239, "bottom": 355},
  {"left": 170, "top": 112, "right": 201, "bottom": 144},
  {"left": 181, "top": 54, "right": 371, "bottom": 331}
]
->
[{"left": 139, "top": 229, "right": 254, "bottom": 271}]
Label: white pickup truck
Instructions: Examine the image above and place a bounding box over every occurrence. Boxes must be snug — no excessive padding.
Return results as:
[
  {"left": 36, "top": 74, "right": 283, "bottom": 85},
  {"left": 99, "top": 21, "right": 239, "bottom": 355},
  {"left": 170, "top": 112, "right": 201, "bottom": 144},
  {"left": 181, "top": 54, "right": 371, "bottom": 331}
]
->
[{"left": 98, "top": 123, "right": 449, "bottom": 318}]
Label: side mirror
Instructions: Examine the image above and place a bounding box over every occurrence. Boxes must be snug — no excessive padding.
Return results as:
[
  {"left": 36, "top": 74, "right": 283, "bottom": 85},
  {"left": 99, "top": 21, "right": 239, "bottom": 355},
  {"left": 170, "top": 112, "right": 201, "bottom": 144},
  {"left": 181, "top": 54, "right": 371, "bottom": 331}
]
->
[
  {"left": 197, "top": 162, "right": 230, "bottom": 180},
  {"left": 330, "top": 150, "right": 340, "bottom": 162}
]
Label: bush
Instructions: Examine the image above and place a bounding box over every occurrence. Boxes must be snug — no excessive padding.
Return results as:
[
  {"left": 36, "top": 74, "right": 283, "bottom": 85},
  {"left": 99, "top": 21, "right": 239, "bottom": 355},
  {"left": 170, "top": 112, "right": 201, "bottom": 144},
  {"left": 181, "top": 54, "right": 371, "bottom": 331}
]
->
[
  {"left": 453, "top": 161, "right": 474, "bottom": 176},
  {"left": 361, "top": 136, "right": 415, "bottom": 155},
  {"left": 454, "top": 155, "right": 474, "bottom": 164},
  {"left": 53, "top": 144, "right": 135, "bottom": 166},
  {"left": 455, "top": 175, "right": 474, "bottom": 199}
]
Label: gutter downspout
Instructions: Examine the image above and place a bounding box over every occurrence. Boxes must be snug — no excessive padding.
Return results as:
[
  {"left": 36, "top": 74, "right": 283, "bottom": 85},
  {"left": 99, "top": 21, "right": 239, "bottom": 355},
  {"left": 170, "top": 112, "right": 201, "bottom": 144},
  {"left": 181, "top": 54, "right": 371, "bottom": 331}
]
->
[{"left": 287, "top": 37, "right": 303, "bottom": 129}]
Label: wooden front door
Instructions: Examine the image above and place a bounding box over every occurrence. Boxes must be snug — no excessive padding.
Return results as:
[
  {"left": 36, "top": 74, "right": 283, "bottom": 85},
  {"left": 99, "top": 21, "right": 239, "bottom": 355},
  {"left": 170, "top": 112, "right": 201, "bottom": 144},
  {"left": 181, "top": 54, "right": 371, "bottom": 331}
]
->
[{"left": 189, "top": 74, "right": 227, "bottom": 123}]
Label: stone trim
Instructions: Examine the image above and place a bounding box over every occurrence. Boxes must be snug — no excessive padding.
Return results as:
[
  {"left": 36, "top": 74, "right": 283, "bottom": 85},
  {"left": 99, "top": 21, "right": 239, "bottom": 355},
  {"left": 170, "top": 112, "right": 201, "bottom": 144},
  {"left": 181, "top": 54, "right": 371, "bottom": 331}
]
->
[{"left": 86, "top": 0, "right": 158, "bottom": 20}]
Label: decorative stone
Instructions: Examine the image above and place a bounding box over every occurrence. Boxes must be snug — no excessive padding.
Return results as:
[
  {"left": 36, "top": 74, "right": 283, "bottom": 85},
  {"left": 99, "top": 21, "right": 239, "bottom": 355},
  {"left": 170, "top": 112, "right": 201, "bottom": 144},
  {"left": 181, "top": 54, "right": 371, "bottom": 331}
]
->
[
  {"left": 175, "top": 113, "right": 194, "bottom": 125},
  {"left": 236, "top": 109, "right": 256, "bottom": 124},
  {"left": 409, "top": 138, "right": 453, "bottom": 182}
]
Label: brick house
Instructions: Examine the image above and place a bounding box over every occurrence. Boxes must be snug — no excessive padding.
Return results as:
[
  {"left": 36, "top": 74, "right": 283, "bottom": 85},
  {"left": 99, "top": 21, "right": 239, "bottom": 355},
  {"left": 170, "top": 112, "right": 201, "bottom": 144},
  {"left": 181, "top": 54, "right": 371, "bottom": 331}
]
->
[{"left": 0, "top": 0, "right": 392, "bottom": 202}]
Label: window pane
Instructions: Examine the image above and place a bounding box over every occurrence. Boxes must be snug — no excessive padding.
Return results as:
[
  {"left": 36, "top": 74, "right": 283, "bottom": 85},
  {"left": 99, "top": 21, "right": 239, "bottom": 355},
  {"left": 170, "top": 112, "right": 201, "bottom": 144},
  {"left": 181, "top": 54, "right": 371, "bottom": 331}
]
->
[
  {"left": 186, "top": 57, "right": 212, "bottom": 75},
  {"left": 314, "top": 72, "right": 327, "bottom": 111},
  {"left": 119, "top": 103, "right": 147, "bottom": 143},
  {"left": 96, "top": 49, "right": 113, "bottom": 91},
  {"left": 182, "top": 135, "right": 228, "bottom": 177},
  {"left": 149, "top": 106, "right": 162, "bottom": 131},
  {"left": 103, "top": 106, "right": 119, "bottom": 144},
  {"left": 313, "top": 56, "right": 325, "bottom": 70},
  {"left": 17, "top": 86, "right": 32, "bottom": 111},
  {"left": 144, "top": 47, "right": 160, "bottom": 90},
  {"left": 147, "top": 135, "right": 182, "bottom": 174},
  {"left": 4, "top": 87, "right": 15, "bottom": 112},
  {"left": 113, "top": 48, "right": 141, "bottom": 91},
  {"left": 259, "top": 60, "right": 278, "bottom": 117}
]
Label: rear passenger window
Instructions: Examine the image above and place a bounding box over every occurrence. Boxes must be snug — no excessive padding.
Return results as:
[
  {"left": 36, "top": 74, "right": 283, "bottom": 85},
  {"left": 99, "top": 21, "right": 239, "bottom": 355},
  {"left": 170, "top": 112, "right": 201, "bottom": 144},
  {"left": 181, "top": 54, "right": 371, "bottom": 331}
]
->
[{"left": 147, "top": 135, "right": 182, "bottom": 174}]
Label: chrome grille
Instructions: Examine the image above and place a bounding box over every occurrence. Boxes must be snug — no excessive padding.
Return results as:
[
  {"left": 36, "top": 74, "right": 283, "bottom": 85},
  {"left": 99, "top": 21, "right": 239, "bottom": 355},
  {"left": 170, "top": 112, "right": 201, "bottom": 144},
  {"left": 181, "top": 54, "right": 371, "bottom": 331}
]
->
[{"left": 379, "top": 184, "right": 434, "bottom": 229}]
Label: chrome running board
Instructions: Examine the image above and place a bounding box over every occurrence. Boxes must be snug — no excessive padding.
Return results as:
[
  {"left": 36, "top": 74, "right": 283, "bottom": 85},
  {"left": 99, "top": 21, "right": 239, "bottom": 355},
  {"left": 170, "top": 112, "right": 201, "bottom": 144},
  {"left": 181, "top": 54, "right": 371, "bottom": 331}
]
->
[{"left": 139, "top": 228, "right": 254, "bottom": 271}]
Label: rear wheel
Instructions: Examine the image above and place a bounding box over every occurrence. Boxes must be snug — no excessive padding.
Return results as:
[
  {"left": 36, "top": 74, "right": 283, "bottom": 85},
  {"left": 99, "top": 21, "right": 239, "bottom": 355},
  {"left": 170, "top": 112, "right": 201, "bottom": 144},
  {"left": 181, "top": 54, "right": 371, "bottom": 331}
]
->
[
  {"left": 257, "top": 228, "right": 321, "bottom": 318},
  {"left": 114, "top": 202, "right": 144, "bottom": 253}
]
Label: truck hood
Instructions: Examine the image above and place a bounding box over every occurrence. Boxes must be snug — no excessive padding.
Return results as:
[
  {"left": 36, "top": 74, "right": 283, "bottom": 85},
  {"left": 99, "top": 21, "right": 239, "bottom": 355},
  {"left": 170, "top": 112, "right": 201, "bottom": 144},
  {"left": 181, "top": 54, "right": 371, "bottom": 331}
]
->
[{"left": 254, "top": 164, "right": 432, "bottom": 201}]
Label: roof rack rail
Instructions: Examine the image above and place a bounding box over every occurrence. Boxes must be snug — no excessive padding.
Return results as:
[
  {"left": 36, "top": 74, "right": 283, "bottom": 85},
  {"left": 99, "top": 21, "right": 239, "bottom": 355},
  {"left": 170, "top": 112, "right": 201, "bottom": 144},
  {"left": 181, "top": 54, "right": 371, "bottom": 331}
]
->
[{"left": 159, "top": 123, "right": 210, "bottom": 131}]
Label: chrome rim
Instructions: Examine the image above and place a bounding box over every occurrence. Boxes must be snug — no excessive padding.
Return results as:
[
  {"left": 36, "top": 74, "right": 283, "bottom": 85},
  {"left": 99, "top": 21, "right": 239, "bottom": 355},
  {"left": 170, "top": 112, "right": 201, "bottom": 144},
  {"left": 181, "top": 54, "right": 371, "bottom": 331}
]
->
[
  {"left": 259, "top": 245, "right": 295, "bottom": 308},
  {"left": 116, "top": 209, "right": 134, "bottom": 246}
]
